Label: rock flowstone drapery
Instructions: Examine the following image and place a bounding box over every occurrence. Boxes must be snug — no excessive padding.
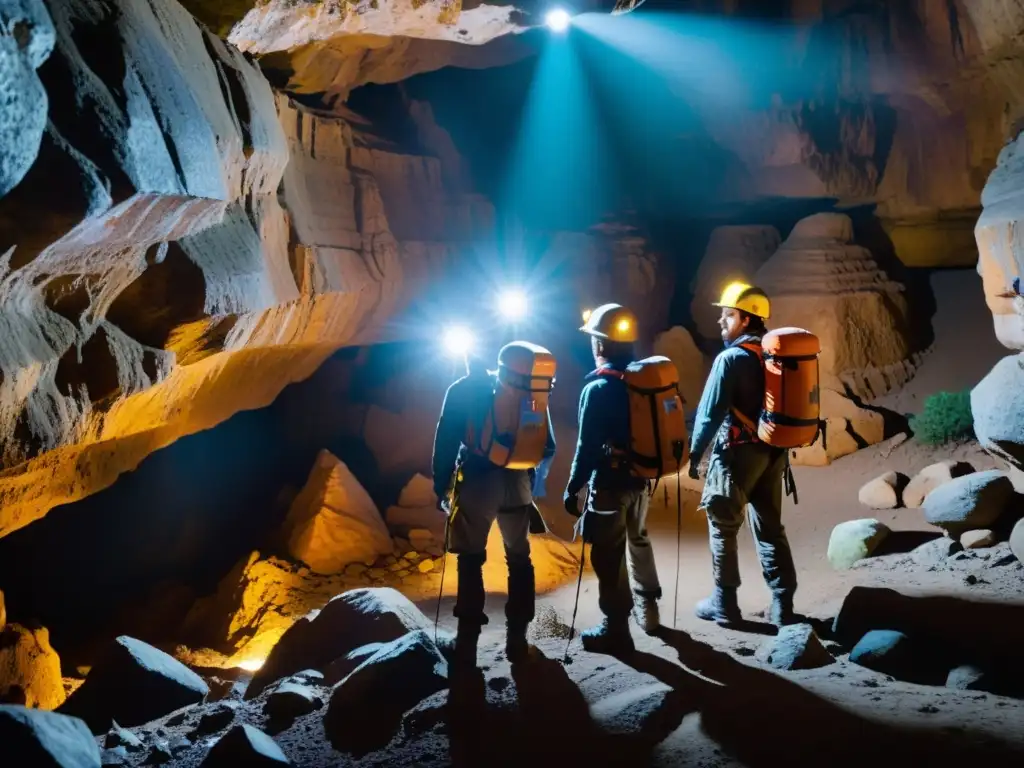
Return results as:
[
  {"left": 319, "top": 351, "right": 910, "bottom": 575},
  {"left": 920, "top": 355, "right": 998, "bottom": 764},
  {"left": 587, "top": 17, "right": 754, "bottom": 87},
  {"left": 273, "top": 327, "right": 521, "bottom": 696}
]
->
[{"left": 0, "top": 0, "right": 491, "bottom": 539}]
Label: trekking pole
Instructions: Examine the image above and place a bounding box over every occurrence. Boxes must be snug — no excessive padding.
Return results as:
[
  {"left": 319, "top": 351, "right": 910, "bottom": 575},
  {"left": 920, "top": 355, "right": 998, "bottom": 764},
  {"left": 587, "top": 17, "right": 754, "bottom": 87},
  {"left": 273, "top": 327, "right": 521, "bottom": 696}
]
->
[
  {"left": 563, "top": 487, "right": 591, "bottom": 663},
  {"left": 672, "top": 442, "right": 685, "bottom": 629},
  {"left": 434, "top": 514, "right": 450, "bottom": 645}
]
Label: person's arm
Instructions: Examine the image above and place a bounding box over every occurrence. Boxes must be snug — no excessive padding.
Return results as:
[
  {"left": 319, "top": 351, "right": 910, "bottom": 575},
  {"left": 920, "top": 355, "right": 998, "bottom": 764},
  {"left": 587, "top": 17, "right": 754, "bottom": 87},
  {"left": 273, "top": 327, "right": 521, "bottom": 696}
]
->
[
  {"left": 431, "top": 381, "right": 465, "bottom": 499},
  {"left": 689, "top": 352, "right": 738, "bottom": 466},
  {"left": 565, "top": 383, "right": 604, "bottom": 497}
]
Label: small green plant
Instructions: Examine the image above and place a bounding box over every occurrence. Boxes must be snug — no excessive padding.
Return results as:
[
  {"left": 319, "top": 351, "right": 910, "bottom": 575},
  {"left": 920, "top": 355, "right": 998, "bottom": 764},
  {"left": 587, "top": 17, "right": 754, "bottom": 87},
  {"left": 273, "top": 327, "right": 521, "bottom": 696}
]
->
[{"left": 909, "top": 389, "right": 975, "bottom": 445}]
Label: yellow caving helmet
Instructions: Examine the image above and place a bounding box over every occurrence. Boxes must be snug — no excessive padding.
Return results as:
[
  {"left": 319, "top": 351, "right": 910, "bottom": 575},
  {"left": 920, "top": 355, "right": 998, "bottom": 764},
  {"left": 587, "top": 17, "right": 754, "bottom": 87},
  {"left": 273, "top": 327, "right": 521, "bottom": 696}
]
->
[
  {"left": 712, "top": 281, "right": 771, "bottom": 320},
  {"left": 579, "top": 303, "right": 639, "bottom": 343}
]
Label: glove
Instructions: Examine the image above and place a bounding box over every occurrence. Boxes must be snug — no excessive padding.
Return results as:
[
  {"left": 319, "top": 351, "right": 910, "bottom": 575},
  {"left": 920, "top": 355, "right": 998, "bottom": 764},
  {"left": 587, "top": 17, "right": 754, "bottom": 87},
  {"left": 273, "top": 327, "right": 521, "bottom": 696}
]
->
[
  {"left": 563, "top": 491, "right": 581, "bottom": 518},
  {"left": 687, "top": 458, "right": 701, "bottom": 480}
]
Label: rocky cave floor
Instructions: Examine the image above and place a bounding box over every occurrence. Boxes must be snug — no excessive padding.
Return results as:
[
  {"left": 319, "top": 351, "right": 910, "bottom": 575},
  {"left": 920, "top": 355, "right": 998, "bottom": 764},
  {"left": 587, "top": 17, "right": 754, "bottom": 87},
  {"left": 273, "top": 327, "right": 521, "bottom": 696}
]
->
[{"left": 71, "top": 430, "right": 1024, "bottom": 768}]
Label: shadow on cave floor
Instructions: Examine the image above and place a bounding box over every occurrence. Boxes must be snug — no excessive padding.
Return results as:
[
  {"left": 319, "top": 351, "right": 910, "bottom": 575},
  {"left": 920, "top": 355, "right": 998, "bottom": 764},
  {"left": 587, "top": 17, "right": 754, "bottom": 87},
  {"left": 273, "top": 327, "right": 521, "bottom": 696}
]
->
[
  {"left": 870, "top": 529, "right": 941, "bottom": 556},
  {"left": 622, "top": 627, "right": 1024, "bottom": 766}
]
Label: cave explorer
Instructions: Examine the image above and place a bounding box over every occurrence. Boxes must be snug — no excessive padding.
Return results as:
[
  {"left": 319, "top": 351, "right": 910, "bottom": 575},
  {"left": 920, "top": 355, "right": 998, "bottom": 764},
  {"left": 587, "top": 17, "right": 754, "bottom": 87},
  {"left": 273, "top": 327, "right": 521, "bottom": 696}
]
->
[
  {"left": 686, "top": 282, "right": 798, "bottom": 628},
  {"left": 563, "top": 304, "right": 663, "bottom": 655},
  {"left": 431, "top": 345, "right": 556, "bottom": 667}
]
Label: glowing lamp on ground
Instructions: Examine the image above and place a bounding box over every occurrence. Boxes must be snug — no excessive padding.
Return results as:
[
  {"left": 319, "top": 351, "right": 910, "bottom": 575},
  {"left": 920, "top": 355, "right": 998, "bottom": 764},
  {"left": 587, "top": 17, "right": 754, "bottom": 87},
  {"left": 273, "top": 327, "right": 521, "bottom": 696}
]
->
[
  {"left": 497, "top": 288, "right": 528, "bottom": 321},
  {"left": 545, "top": 7, "right": 571, "bottom": 32},
  {"left": 442, "top": 325, "right": 475, "bottom": 358}
]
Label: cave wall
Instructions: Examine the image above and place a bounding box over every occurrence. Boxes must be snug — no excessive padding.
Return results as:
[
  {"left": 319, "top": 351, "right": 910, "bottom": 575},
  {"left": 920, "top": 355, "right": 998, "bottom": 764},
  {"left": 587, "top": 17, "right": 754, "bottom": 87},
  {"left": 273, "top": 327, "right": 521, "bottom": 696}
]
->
[{"left": 0, "top": 0, "right": 493, "bottom": 539}]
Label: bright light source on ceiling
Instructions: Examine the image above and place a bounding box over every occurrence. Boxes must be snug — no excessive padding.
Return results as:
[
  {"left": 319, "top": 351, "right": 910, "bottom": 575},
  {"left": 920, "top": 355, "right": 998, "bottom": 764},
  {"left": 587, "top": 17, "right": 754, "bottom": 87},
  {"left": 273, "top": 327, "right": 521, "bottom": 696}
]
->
[
  {"left": 497, "top": 288, "right": 528, "bottom": 321},
  {"left": 442, "top": 325, "right": 475, "bottom": 357},
  {"left": 545, "top": 8, "right": 571, "bottom": 32}
]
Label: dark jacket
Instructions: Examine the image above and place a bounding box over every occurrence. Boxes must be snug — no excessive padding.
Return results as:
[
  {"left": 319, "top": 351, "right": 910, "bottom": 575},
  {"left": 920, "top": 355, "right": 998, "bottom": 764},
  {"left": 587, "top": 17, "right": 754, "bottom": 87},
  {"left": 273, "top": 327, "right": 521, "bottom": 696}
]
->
[
  {"left": 431, "top": 369, "right": 556, "bottom": 499},
  {"left": 565, "top": 364, "right": 646, "bottom": 497},
  {"left": 689, "top": 333, "right": 765, "bottom": 466}
]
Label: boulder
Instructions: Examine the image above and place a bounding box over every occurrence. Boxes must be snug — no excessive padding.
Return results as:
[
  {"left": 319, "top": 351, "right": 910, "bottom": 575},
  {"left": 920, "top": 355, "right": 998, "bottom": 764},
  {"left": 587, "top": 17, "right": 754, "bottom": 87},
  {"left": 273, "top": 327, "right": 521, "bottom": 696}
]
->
[
  {"left": 904, "top": 460, "right": 974, "bottom": 508},
  {"left": 848, "top": 630, "right": 943, "bottom": 684},
  {"left": 652, "top": 326, "right": 709, "bottom": 414},
  {"left": 60, "top": 636, "right": 208, "bottom": 733},
  {"left": 201, "top": 723, "right": 290, "bottom": 766},
  {"left": 946, "top": 664, "right": 996, "bottom": 693},
  {"left": 922, "top": 470, "right": 1015, "bottom": 534},
  {"left": 972, "top": 354, "right": 1024, "bottom": 472},
  {"left": 397, "top": 474, "right": 436, "bottom": 508},
  {"left": 324, "top": 629, "right": 448, "bottom": 756},
  {"left": 246, "top": 587, "right": 433, "bottom": 699},
  {"left": 280, "top": 450, "right": 392, "bottom": 574},
  {"left": 589, "top": 682, "right": 676, "bottom": 735},
  {"left": 791, "top": 390, "right": 886, "bottom": 466},
  {"left": 101, "top": 745, "right": 129, "bottom": 765},
  {"left": 191, "top": 703, "right": 237, "bottom": 737},
  {"left": 0, "top": 623, "right": 65, "bottom": 709},
  {"left": 827, "top": 519, "right": 890, "bottom": 570},
  {"left": 103, "top": 722, "right": 144, "bottom": 752},
  {"left": 858, "top": 471, "right": 901, "bottom": 509},
  {"left": 0, "top": 705, "right": 100, "bottom": 767},
  {"left": 1011, "top": 518, "right": 1024, "bottom": 563},
  {"left": 756, "top": 625, "right": 834, "bottom": 671},
  {"left": 690, "top": 225, "right": 780, "bottom": 340},
  {"left": 755, "top": 213, "right": 916, "bottom": 402},
  {"left": 264, "top": 682, "right": 321, "bottom": 721},
  {"left": 960, "top": 529, "right": 997, "bottom": 549}
]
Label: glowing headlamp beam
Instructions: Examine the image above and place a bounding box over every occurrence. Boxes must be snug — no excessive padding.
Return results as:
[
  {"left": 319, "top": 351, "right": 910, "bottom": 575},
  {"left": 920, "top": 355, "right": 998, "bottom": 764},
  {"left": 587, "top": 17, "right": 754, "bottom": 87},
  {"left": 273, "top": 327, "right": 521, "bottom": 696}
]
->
[
  {"left": 497, "top": 289, "right": 528, "bottom": 321},
  {"left": 442, "top": 326, "right": 475, "bottom": 358},
  {"left": 545, "top": 8, "right": 571, "bottom": 32}
]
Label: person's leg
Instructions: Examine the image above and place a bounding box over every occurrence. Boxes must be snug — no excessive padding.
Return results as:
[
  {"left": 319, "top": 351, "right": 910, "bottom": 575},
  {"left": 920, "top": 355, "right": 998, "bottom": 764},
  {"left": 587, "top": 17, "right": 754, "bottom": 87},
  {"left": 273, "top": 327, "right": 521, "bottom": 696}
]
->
[
  {"left": 580, "top": 488, "right": 634, "bottom": 654},
  {"left": 625, "top": 488, "right": 661, "bottom": 633},
  {"left": 747, "top": 449, "right": 798, "bottom": 626},
  {"left": 695, "top": 450, "right": 746, "bottom": 624},
  {"left": 496, "top": 506, "right": 534, "bottom": 661},
  {"left": 448, "top": 473, "right": 500, "bottom": 664}
]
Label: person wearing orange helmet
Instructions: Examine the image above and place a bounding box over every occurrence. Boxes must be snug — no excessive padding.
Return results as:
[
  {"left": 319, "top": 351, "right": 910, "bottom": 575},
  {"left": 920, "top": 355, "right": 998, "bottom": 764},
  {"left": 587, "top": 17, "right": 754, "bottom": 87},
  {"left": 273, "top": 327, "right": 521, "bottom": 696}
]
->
[{"left": 687, "top": 282, "right": 798, "bottom": 628}]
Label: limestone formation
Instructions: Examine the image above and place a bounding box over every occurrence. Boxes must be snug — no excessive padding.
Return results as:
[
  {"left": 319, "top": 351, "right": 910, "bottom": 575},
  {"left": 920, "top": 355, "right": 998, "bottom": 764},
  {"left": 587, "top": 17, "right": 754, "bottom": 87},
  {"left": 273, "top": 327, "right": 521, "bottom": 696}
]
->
[
  {"left": 755, "top": 214, "right": 917, "bottom": 401},
  {"left": 858, "top": 471, "right": 901, "bottom": 510},
  {"left": 0, "top": 705, "right": 100, "bottom": 767},
  {"left": 652, "top": 327, "right": 709, "bottom": 415},
  {"left": 245, "top": 587, "right": 436, "bottom": 699},
  {"left": 280, "top": 450, "right": 393, "bottom": 575},
  {"left": 0, "top": 623, "right": 65, "bottom": 710},
  {"left": 690, "top": 225, "right": 780, "bottom": 340},
  {"left": 60, "top": 636, "right": 209, "bottom": 733},
  {"left": 921, "top": 470, "right": 1015, "bottom": 535},
  {"left": 0, "top": 0, "right": 54, "bottom": 197},
  {"left": 827, "top": 519, "right": 890, "bottom": 570},
  {"left": 0, "top": 3, "right": 489, "bottom": 538},
  {"left": 324, "top": 629, "right": 448, "bottom": 756},
  {"left": 975, "top": 131, "right": 1024, "bottom": 350},
  {"left": 904, "top": 460, "right": 975, "bottom": 508}
]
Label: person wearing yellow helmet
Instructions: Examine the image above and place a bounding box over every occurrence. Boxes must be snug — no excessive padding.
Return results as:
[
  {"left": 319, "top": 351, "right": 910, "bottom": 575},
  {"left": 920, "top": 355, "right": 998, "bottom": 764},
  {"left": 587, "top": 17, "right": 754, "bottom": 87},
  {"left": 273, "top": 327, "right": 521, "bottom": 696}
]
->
[
  {"left": 563, "top": 303, "right": 663, "bottom": 654},
  {"left": 687, "top": 281, "right": 798, "bottom": 628}
]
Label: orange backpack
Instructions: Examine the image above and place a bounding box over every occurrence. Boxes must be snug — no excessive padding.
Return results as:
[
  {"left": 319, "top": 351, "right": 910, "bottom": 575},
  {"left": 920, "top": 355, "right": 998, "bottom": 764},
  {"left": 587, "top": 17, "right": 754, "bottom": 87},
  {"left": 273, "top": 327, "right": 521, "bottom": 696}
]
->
[
  {"left": 470, "top": 341, "right": 556, "bottom": 470},
  {"left": 735, "top": 328, "right": 822, "bottom": 449},
  {"left": 600, "top": 356, "right": 689, "bottom": 479}
]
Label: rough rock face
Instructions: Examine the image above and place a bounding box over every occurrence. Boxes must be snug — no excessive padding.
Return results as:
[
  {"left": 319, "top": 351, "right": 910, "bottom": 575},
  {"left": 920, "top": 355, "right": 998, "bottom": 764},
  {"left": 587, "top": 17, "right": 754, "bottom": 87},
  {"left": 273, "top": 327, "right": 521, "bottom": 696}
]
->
[
  {"left": 756, "top": 213, "right": 917, "bottom": 400},
  {"left": 651, "top": 326, "right": 709, "bottom": 416},
  {"left": 280, "top": 450, "right": 393, "bottom": 575},
  {"left": 790, "top": 389, "right": 885, "bottom": 466},
  {"left": 972, "top": 354, "right": 1024, "bottom": 490},
  {"left": 975, "top": 114, "right": 1024, "bottom": 350},
  {"left": 0, "top": 623, "right": 65, "bottom": 710},
  {"left": 690, "top": 225, "right": 780, "bottom": 340},
  {"left": 0, "top": 1, "right": 489, "bottom": 538},
  {"left": 0, "top": 705, "right": 101, "bottom": 767}
]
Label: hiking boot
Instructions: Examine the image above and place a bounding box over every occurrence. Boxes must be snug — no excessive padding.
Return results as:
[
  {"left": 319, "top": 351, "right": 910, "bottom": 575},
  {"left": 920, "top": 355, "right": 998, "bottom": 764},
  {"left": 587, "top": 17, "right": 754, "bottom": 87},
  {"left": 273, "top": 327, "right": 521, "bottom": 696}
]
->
[
  {"left": 580, "top": 618, "right": 635, "bottom": 655},
  {"left": 769, "top": 592, "right": 798, "bottom": 628},
  {"left": 633, "top": 598, "right": 661, "bottom": 635},
  {"left": 505, "top": 626, "right": 531, "bottom": 664},
  {"left": 694, "top": 586, "right": 742, "bottom": 626}
]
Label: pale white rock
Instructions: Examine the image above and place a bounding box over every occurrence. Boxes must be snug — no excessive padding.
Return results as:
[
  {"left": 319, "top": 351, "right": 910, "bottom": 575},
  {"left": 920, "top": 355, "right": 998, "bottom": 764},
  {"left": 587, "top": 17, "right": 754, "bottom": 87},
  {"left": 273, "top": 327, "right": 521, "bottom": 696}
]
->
[
  {"left": 858, "top": 471, "right": 900, "bottom": 509},
  {"left": 904, "top": 460, "right": 974, "bottom": 508}
]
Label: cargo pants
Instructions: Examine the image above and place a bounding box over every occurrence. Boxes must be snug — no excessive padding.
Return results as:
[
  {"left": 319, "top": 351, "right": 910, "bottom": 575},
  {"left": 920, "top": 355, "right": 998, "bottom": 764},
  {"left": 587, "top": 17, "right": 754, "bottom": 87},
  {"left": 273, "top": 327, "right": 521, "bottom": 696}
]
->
[
  {"left": 700, "top": 442, "right": 797, "bottom": 595},
  {"left": 584, "top": 484, "right": 662, "bottom": 622},
  {"left": 448, "top": 463, "right": 535, "bottom": 631}
]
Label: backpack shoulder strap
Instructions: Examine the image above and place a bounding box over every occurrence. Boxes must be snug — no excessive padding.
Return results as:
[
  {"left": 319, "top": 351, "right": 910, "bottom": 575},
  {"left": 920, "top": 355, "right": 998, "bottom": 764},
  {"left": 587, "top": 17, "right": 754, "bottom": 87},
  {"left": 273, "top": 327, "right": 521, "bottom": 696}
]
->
[
  {"left": 594, "top": 367, "right": 626, "bottom": 381},
  {"left": 730, "top": 343, "right": 763, "bottom": 432}
]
